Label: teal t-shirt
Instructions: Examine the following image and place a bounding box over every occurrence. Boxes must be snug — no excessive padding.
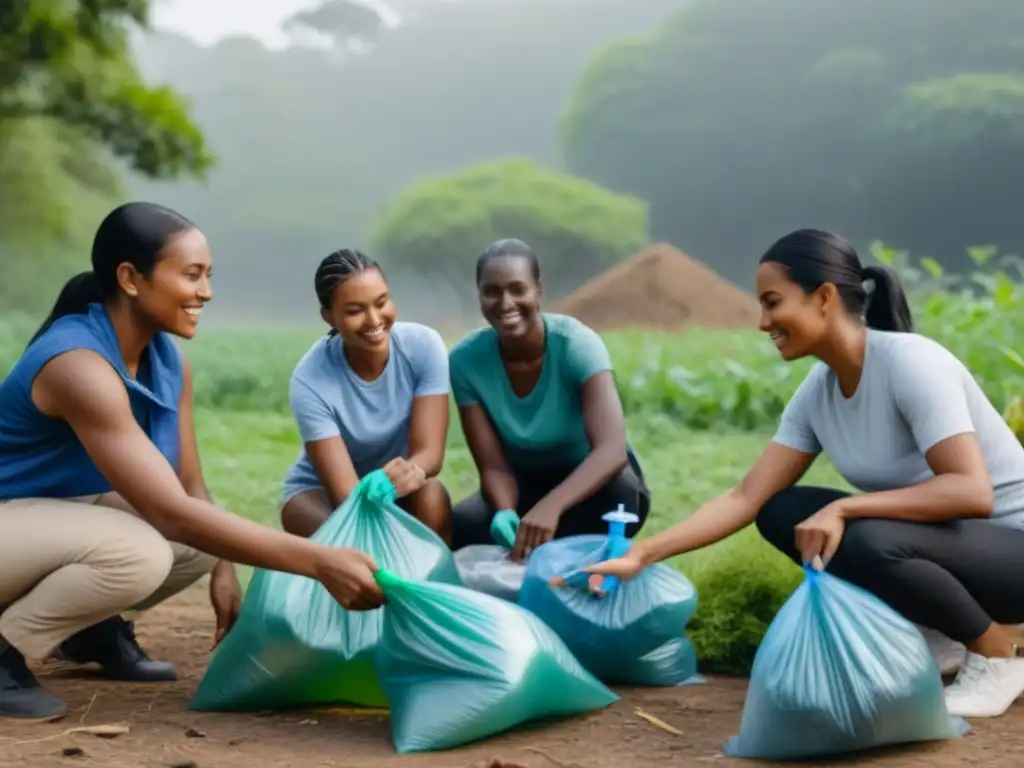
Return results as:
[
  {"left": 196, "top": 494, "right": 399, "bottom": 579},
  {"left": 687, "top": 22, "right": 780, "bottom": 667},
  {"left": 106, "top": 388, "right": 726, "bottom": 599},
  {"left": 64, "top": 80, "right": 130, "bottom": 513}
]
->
[{"left": 449, "top": 313, "right": 616, "bottom": 472}]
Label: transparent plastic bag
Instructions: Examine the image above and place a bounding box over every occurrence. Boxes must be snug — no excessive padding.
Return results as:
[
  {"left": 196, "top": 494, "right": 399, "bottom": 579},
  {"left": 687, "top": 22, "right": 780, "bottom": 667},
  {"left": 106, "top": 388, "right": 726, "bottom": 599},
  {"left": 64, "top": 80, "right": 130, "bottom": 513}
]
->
[
  {"left": 373, "top": 569, "right": 619, "bottom": 753},
  {"left": 190, "top": 471, "right": 461, "bottom": 712},
  {"left": 724, "top": 565, "right": 969, "bottom": 761},
  {"left": 454, "top": 545, "right": 526, "bottom": 603},
  {"left": 518, "top": 521, "right": 700, "bottom": 687}
]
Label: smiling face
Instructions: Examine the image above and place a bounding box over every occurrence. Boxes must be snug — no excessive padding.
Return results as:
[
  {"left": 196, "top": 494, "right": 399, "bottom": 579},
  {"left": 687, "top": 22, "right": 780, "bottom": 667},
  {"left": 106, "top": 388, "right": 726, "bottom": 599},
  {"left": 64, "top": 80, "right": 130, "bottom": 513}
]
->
[
  {"left": 321, "top": 267, "right": 396, "bottom": 353},
  {"left": 477, "top": 254, "right": 542, "bottom": 340},
  {"left": 120, "top": 227, "right": 213, "bottom": 340},
  {"left": 755, "top": 260, "right": 832, "bottom": 361}
]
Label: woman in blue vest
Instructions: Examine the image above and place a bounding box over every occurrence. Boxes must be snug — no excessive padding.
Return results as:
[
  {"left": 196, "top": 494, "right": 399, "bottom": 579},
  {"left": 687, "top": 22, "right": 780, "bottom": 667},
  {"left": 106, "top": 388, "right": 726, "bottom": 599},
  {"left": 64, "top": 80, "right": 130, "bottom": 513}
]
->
[
  {"left": 449, "top": 239, "right": 650, "bottom": 560},
  {"left": 279, "top": 249, "right": 453, "bottom": 542},
  {"left": 0, "top": 203, "right": 383, "bottom": 722}
]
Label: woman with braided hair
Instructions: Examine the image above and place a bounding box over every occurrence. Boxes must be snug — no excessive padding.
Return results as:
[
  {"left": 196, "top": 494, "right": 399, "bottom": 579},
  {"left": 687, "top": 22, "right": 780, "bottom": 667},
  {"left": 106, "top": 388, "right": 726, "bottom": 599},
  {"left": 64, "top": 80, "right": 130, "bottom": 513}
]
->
[{"left": 280, "top": 249, "right": 454, "bottom": 542}]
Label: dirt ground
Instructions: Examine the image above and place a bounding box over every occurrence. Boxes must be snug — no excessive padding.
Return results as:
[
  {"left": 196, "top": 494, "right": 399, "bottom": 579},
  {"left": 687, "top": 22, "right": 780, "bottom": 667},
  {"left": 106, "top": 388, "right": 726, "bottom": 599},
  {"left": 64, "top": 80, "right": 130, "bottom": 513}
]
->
[{"left": 2, "top": 587, "right": 1023, "bottom": 768}]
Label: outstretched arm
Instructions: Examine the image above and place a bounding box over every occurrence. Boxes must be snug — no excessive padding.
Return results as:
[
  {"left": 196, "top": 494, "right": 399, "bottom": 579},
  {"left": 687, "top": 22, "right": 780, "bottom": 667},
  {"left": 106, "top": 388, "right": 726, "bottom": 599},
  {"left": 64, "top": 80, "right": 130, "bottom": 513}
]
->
[
  {"left": 35, "top": 350, "right": 339, "bottom": 576},
  {"left": 175, "top": 349, "right": 242, "bottom": 642},
  {"left": 633, "top": 441, "right": 817, "bottom": 566}
]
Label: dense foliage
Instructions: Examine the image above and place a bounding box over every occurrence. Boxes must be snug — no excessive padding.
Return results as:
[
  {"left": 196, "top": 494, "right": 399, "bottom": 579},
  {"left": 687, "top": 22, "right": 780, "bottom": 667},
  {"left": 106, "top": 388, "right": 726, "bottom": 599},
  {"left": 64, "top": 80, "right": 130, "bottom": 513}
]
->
[
  {"left": 0, "top": 0, "right": 210, "bottom": 311},
  {"left": 561, "top": 0, "right": 1024, "bottom": 289}
]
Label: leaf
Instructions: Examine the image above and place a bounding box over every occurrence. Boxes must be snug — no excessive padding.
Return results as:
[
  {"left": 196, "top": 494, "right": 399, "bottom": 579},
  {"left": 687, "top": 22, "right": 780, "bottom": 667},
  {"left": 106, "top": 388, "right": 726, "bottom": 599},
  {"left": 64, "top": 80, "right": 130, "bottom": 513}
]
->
[{"left": 919, "top": 257, "right": 944, "bottom": 279}]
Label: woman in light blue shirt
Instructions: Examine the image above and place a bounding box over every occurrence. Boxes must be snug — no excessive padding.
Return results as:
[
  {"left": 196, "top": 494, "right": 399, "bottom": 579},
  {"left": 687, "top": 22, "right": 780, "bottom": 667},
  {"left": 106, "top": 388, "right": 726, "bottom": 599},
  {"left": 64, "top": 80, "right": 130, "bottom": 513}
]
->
[{"left": 280, "top": 249, "right": 453, "bottom": 543}]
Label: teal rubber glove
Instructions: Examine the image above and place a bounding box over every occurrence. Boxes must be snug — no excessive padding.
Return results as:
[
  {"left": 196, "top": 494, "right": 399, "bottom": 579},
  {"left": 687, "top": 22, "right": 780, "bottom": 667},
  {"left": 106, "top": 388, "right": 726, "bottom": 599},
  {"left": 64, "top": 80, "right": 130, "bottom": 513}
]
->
[{"left": 490, "top": 509, "right": 520, "bottom": 549}]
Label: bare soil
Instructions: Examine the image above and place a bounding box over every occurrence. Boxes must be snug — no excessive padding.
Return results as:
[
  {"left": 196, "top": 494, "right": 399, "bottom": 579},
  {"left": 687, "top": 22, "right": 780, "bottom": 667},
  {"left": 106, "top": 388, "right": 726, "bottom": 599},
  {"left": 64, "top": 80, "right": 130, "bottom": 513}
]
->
[
  {"left": 553, "top": 244, "right": 761, "bottom": 332},
  {"left": 2, "top": 586, "right": 1022, "bottom": 768}
]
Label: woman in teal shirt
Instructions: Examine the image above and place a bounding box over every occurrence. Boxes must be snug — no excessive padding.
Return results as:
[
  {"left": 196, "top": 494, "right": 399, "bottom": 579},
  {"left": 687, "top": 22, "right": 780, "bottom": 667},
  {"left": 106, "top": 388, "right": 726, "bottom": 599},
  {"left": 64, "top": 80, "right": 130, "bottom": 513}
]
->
[{"left": 449, "top": 239, "right": 650, "bottom": 560}]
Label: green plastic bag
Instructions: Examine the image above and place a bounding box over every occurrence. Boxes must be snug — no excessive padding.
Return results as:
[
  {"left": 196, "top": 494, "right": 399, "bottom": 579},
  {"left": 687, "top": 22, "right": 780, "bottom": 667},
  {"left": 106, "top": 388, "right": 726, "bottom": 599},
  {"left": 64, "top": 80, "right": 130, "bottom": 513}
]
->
[
  {"left": 373, "top": 569, "right": 619, "bottom": 754},
  {"left": 190, "top": 471, "right": 460, "bottom": 712}
]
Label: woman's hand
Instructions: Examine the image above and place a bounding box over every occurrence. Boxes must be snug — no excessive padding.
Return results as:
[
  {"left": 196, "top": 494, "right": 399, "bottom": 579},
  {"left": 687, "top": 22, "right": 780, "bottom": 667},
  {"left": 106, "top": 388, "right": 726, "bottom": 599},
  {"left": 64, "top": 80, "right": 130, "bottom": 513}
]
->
[
  {"left": 511, "top": 500, "right": 562, "bottom": 562},
  {"left": 794, "top": 500, "right": 846, "bottom": 566},
  {"left": 312, "top": 547, "right": 386, "bottom": 610},
  {"left": 383, "top": 457, "right": 426, "bottom": 498},
  {"left": 209, "top": 560, "right": 243, "bottom": 649},
  {"left": 581, "top": 550, "right": 647, "bottom": 582}
]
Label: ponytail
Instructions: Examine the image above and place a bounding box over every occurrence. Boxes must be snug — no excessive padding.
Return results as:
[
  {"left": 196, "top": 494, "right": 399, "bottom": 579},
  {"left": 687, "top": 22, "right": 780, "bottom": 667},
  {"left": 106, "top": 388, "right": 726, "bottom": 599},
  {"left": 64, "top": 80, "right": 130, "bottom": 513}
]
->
[
  {"left": 862, "top": 264, "right": 913, "bottom": 333},
  {"left": 27, "top": 271, "right": 105, "bottom": 348}
]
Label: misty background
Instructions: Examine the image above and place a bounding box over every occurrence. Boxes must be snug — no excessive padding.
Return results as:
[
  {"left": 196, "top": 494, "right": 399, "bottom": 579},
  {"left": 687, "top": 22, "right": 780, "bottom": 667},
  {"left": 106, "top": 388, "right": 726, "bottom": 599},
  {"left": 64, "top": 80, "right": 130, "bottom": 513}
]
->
[{"left": 3, "top": 0, "right": 1023, "bottom": 328}]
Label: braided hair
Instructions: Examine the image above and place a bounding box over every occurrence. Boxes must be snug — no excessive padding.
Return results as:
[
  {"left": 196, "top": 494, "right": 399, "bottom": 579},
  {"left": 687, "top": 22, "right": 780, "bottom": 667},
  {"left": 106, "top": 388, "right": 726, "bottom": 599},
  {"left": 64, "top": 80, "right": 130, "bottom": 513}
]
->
[{"left": 314, "top": 248, "right": 382, "bottom": 337}]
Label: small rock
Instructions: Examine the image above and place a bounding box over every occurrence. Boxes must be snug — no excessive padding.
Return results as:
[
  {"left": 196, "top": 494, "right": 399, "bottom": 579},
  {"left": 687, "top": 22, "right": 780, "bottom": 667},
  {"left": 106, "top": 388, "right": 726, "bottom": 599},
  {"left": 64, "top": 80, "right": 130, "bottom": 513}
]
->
[
  {"left": 184, "top": 727, "right": 206, "bottom": 738},
  {"left": 61, "top": 747, "right": 85, "bottom": 757},
  {"left": 169, "top": 761, "right": 198, "bottom": 768},
  {"left": 228, "top": 739, "right": 242, "bottom": 746}
]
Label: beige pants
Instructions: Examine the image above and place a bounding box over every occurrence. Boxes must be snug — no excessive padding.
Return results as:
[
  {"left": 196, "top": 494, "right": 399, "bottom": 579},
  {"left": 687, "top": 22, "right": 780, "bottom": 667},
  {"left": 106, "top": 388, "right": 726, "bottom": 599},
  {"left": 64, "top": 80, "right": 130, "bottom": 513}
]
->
[{"left": 0, "top": 492, "right": 218, "bottom": 660}]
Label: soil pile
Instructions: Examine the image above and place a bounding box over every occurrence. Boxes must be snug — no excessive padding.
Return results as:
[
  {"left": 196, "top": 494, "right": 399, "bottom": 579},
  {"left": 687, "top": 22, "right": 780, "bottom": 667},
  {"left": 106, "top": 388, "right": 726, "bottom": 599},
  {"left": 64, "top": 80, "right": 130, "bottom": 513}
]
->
[{"left": 553, "top": 244, "right": 760, "bottom": 332}]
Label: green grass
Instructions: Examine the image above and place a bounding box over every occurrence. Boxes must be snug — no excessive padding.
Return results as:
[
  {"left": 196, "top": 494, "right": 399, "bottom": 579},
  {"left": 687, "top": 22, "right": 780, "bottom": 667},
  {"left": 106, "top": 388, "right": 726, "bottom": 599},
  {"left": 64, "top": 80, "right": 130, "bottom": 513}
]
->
[{"left": 194, "top": 404, "right": 850, "bottom": 675}]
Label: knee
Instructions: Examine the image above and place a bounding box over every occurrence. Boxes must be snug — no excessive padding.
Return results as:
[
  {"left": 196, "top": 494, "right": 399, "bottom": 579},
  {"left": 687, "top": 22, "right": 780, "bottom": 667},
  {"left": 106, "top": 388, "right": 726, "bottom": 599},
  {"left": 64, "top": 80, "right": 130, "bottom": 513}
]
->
[
  {"left": 754, "top": 489, "right": 797, "bottom": 544},
  {"left": 107, "top": 530, "right": 176, "bottom": 607},
  {"left": 407, "top": 479, "right": 452, "bottom": 523},
  {"left": 840, "top": 521, "right": 898, "bottom": 565}
]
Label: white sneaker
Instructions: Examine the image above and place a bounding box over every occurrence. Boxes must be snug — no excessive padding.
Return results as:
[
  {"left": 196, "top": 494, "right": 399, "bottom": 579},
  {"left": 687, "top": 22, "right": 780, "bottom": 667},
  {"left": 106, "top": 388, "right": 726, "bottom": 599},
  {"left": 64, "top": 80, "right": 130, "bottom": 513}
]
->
[
  {"left": 917, "top": 625, "right": 966, "bottom": 675},
  {"left": 944, "top": 652, "right": 1024, "bottom": 718}
]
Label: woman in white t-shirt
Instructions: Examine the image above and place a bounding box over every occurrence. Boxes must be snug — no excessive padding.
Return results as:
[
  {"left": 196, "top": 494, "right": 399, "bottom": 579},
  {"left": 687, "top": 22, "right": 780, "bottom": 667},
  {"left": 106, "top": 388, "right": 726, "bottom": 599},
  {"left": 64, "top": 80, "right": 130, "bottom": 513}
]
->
[{"left": 586, "top": 228, "right": 1024, "bottom": 720}]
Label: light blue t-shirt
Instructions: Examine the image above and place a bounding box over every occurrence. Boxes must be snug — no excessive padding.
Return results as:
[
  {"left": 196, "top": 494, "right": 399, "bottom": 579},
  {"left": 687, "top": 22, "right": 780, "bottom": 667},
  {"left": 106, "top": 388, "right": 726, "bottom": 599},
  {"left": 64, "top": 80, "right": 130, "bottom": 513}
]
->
[
  {"left": 281, "top": 322, "right": 450, "bottom": 503},
  {"left": 773, "top": 328, "right": 1024, "bottom": 530}
]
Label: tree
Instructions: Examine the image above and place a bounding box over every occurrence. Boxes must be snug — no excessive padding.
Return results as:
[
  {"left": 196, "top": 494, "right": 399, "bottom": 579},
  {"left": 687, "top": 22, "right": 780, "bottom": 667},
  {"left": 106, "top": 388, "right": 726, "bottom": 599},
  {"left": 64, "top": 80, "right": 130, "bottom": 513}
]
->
[
  {"left": 283, "top": 0, "right": 385, "bottom": 48},
  {"left": 370, "top": 157, "right": 649, "bottom": 299},
  {"left": 0, "top": 0, "right": 212, "bottom": 179},
  {"left": 559, "top": 0, "right": 1024, "bottom": 285}
]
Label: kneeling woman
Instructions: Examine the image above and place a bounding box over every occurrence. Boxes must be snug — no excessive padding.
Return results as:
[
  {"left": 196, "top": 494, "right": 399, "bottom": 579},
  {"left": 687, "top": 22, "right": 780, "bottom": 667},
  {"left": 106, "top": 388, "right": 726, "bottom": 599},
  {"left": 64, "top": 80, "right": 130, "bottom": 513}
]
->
[
  {"left": 0, "top": 205, "right": 382, "bottom": 722},
  {"left": 450, "top": 239, "right": 650, "bottom": 560},
  {"left": 588, "top": 229, "right": 1024, "bottom": 720},
  {"left": 280, "top": 250, "right": 453, "bottom": 542}
]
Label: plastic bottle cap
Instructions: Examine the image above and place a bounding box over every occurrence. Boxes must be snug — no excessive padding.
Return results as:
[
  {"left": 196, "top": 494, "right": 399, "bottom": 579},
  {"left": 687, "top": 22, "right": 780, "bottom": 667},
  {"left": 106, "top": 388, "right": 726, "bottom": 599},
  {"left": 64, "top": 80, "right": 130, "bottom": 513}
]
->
[{"left": 602, "top": 503, "right": 639, "bottom": 526}]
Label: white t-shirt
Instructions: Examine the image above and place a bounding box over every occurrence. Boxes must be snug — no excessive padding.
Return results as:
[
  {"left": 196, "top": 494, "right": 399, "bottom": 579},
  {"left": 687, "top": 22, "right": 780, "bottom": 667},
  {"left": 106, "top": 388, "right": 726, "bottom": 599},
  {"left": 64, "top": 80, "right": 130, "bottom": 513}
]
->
[{"left": 773, "top": 329, "right": 1024, "bottom": 530}]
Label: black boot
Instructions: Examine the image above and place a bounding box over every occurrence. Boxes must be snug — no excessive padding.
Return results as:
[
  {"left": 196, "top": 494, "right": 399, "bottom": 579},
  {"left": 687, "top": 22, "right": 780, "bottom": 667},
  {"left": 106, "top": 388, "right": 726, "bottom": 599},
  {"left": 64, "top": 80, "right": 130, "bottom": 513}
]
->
[
  {"left": 58, "top": 616, "right": 177, "bottom": 682},
  {"left": 0, "top": 644, "right": 67, "bottom": 721}
]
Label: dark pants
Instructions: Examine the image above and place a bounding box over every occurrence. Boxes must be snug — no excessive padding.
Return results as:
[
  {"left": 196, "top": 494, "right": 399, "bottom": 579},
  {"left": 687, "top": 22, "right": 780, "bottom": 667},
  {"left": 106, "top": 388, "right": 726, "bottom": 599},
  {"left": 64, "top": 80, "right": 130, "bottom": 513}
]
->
[
  {"left": 756, "top": 485, "right": 1024, "bottom": 644},
  {"left": 451, "top": 454, "right": 651, "bottom": 551}
]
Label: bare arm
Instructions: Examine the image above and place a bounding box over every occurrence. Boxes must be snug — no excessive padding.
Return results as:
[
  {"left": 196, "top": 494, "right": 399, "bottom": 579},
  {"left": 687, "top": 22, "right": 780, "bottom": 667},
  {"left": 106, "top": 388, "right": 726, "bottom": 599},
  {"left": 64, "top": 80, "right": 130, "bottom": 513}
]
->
[
  {"left": 176, "top": 351, "right": 213, "bottom": 501},
  {"left": 33, "top": 350, "right": 330, "bottom": 577},
  {"left": 535, "top": 371, "right": 628, "bottom": 513},
  {"left": 458, "top": 403, "right": 518, "bottom": 511},
  {"left": 634, "top": 441, "right": 818, "bottom": 566},
  {"left": 306, "top": 436, "right": 361, "bottom": 509},
  {"left": 838, "top": 433, "right": 993, "bottom": 522},
  {"left": 406, "top": 394, "right": 449, "bottom": 477},
  {"left": 175, "top": 349, "right": 238, "bottom": 586}
]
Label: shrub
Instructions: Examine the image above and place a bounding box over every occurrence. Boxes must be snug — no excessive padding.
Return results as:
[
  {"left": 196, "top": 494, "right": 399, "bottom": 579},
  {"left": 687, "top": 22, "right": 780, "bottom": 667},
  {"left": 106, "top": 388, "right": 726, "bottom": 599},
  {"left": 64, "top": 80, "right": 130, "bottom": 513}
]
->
[{"left": 369, "top": 156, "right": 649, "bottom": 299}]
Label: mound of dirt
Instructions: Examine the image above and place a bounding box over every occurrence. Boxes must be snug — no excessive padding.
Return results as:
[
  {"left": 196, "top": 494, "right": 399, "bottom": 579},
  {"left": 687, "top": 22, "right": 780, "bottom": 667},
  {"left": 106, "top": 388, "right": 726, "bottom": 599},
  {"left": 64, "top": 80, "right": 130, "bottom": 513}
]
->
[{"left": 553, "top": 244, "right": 760, "bottom": 332}]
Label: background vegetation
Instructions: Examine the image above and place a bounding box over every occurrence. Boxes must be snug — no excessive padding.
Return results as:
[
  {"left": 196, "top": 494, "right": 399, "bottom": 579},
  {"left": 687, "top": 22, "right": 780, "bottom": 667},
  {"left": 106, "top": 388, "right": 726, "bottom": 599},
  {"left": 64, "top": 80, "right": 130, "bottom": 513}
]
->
[
  {"left": 4, "top": 0, "right": 1024, "bottom": 675},
  {"left": 3, "top": 253, "right": 1021, "bottom": 674}
]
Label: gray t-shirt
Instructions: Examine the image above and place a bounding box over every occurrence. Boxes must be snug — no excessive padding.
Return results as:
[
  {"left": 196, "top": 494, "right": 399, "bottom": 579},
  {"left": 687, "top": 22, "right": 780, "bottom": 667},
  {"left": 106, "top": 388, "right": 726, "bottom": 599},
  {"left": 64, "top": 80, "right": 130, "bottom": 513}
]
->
[{"left": 773, "top": 329, "right": 1024, "bottom": 530}]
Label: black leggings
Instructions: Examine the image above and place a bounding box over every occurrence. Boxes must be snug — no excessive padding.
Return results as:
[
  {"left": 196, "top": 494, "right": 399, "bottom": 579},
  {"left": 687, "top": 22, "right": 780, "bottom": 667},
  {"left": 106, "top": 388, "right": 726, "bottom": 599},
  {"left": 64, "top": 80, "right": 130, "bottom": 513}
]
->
[
  {"left": 757, "top": 486, "right": 1024, "bottom": 644},
  {"left": 451, "top": 455, "right": 650, "bottom": 551}
]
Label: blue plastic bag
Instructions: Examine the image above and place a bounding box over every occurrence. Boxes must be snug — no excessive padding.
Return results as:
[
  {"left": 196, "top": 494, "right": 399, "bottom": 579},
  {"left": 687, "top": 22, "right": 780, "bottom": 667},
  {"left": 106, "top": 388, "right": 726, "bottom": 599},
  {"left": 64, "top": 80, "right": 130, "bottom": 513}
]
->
[
  {"left": 724, "top": 565, "right": 969, "bottom": 761},
  {"left": 190, "top": 471, "right": 460, "bottom": 712},
  {"left": 518, "top": 513, "right": 700, "bottom": 687},
  {"left": 373, "top": 569, "right": 619, "bottom": 753}
]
